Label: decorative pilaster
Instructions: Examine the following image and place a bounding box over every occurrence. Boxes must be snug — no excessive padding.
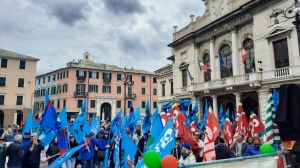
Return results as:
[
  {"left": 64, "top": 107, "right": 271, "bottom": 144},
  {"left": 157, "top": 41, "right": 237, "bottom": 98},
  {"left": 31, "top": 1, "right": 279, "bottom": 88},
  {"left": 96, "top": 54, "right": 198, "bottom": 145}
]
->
[
  {"left": 257, "top": 89, "right": 270, "bottom": 123},
  {"left": 210, "top": 38, "right": 216, "bottom": 80},
  {"left": 231, "top": 29, "right": 240, "bottom": 76}
]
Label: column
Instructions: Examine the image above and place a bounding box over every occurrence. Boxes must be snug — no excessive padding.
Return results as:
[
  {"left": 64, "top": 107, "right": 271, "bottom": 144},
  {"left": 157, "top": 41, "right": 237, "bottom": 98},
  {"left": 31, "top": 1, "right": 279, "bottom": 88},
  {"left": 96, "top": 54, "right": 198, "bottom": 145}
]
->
[
  {"left": 231, "top": 29, "right": 240, "bottom": 76},
  {"left": 212, "top": 95, "right": 218, "bottom": 120},
  {"left": 210, "top": 38, "right": 216, "bottom": 80},
  {"left": 234, "top": 92, "right": 241, "bottom": 114},
  {"left": 257, "top": 89, "right": 269, "bottom": 123}
]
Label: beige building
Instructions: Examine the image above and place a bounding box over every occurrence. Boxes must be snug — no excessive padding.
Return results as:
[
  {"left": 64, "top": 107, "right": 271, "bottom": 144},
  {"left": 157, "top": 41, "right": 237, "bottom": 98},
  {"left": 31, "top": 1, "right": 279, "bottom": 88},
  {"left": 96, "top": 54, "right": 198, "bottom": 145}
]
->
[
  {"left": 0, "top": 49, "right": 39, "bottom": 127},
  {"left": 159, "top": 0, "right": 300, "bottom": 122}
]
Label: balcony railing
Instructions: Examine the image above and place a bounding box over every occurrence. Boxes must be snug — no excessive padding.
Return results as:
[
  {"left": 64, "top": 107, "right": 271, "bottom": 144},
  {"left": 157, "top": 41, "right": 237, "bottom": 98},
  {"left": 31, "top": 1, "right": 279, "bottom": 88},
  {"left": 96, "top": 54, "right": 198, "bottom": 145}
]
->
[
  {"left": 74, "top": 91, "right": 87, "bottom": 97},
  {"left": 262, "top": 65, "right": 300, "bottom": 81},
  {"left": 77, "top": 76, "right": 86, "bottom": 81},
  {"left": 126, "top": 93, "right": 136, "bottom": 99}
]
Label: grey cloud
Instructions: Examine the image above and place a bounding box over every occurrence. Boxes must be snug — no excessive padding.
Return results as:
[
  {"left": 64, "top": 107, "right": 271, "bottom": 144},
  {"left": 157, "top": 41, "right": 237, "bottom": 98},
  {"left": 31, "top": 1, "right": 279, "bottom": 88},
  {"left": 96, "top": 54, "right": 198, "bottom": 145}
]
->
[
  {"left": 32, "top": 0, "right": 91, "bottom": 25},
  {"left": 103, "top": 0, "right": 146, "bottom": 15}
]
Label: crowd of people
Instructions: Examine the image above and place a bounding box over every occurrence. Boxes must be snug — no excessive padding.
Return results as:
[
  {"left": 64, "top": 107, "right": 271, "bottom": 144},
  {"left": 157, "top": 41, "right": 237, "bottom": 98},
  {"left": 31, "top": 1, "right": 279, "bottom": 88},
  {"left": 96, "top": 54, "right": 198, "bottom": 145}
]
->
[{"left": 0, "top": 121, "right": 269, "bottom": 168}]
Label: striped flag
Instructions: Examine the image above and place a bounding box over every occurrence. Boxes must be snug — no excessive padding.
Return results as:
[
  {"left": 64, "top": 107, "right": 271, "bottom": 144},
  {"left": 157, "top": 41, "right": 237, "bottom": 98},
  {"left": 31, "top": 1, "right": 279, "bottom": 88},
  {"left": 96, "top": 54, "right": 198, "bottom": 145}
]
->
[
  {"left": 203, "top": 106, "right": 220, "bottom": 161},
  {"left": 265, "top": 93, "right": 281, "bottom": 144},
  {"left": 241, "top": 48, "right": 249, "bottom": 62},
  {"left": 198, "top": 59, "right": 211, "bottom": 72}
]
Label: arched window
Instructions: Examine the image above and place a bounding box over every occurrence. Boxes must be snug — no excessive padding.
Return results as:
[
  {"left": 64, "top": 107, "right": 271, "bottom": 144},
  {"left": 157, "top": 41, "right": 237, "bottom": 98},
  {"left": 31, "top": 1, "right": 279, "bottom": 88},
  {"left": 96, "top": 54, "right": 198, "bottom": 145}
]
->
[
  {"left": 220, "top": 44, "right": 233, "bottom": 78},
  {"left": 243, "top": 38, "right": 255, "bottom": 73},
  {"left": 202, "top": 54, "right": 211, "bottom": 81}
]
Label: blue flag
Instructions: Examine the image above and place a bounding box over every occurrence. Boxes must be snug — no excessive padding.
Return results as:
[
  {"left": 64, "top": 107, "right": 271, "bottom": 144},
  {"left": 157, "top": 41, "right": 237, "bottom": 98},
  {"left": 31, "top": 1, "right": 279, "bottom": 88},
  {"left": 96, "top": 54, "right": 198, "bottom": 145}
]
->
[
  {"left": 75, "top": 99, "right": 87, "bottom": 125},
  {"left": 220, "top": 52, "right": 225, "bottom": 66},
  {"left": 273, "top": 88, "right": 279, "bottom": 112},
  {"left": 199, "top": 100, "right": 209, "bottom": 132},
  {"left": 190, "top": 100, "right": 198, "bottom": 117},
  {"left": 142, "top": 102, "right": 151, "bottom": 133},
  {"left": 48, "top": 143, "right": 87, "bottom": 168},
  {"left": 57, "top": 108, "right": 67, "bottom": 129},
  {"left": 135, "top": 106, "right": 141, "bottom": 123},
  {"left": 150, "top": 118, "right": 175, "bottom": 156},
  {"left": 122, "top": 130, "right": 138, "bottom": 162},
  {"left": 38, "top": 127, "right": 56, "bottom": 146},
  {"left": 40, "top": 106, "right": 57, "bottom": 130},
  {"left": 103, "top": 148, "right": 110, "bottom": 168},
  {"left": 22, "top": 110, "right": 33, "bottom": 136},
  {"left": 150, "top": 108, "right": 163, "bottom": 141},
  {"left": 218, "top": 104, "right": 224, "bottom": 123},
  {"left": 220, "top": 108, "right": 228, "bottom": 130},
  {"left": 56, "top": 108, "right": 68, "bottom": 155},
  {"left": 110, "top": 111, "right": 122, "bottom": 135},
  {"left": 113, "top": 135, "right": 120, "bottom": 167},
  {"left": 90, "top": 116, "right": 100, "bottom": 135}
]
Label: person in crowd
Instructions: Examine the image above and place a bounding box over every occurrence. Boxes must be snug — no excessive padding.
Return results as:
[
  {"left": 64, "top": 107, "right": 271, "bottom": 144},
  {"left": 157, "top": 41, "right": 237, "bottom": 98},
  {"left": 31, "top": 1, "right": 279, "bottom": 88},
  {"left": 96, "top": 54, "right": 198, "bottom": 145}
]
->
[
  {"left": 7, "top": 134, "right": 23, "bottom": 168},
  {"left": 79, "top": 133, "right": 97, "bottom": 168},
  {"left": 66, "top": 135, "right": 78, "bottom": 168},
  {"left": 179, "top": 142, "right": 196, "bottom": 165},
  {"left": 134, "top": 134, "right": 146, "bottom": 166},
  {"left": 215, "top": 136, "right": 235, "bottom": 160},
  {"left": 171, "top": 137, "right": 182, "bottom": 160},
  {"left": 231, "top": 136, "right": 248, "bottom": 157},
  {"left": 247, "top": 137, "right": 253, "bottom": 145},
  {"left": 4, "top": 127, "right": 14, "bottom": 143},
  {"left": 132, "top": 129, "right": 142, "bottom": 145},
  {"left": 23, "top": 133, "right": 44, "bottom": 168},
  {"left": 245, "top": 136, "right": 261, "bottom": 156},
  {"left": 21, "top": 131, "right": 31, "bottom": 168},
  {"left": 0, "top": 137, "right": 7, "bottom": 168},
  {"left": 96, "top": 131, "right": 110, "bottom": 168},
  {"left": 46, "top": 138, "right": 60, "bottom": 166},
  {"left": 197, "top": 134, "right": 205, "bottom": 162}
]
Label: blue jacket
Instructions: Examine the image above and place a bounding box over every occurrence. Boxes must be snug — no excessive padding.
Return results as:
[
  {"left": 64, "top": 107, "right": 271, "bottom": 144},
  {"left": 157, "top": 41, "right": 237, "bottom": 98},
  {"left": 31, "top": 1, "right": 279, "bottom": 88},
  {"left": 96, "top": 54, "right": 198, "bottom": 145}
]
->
[
  {"left": 245, "top": 144, "right": 260, "bottom": 156},
  {"left": 97, "top": 138, "right": 109, "bottom": 151},
  {"left": 79, "top": 139, "right": 97, "bottom": 160}
]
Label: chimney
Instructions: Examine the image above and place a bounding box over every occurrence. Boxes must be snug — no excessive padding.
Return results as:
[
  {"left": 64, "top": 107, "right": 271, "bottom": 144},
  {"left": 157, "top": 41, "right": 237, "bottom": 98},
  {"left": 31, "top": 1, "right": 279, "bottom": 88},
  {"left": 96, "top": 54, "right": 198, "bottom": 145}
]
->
[
  {"left": 173, "top": 26, "right": 178, "bottom": 32},
  {"left": 190, "top": 15, "right": 195, "bottom": 23},
  {"left": 83, "top": 51, "right": 90, "bottom": 62}
]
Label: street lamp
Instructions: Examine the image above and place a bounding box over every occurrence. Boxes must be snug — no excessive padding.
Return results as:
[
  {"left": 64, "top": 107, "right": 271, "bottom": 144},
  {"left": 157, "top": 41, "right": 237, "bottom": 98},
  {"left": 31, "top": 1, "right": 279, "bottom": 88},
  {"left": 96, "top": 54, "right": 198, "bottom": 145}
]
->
[
  {"left": 122, "top": 67, "right": 131, "bottom": 116},
  {"left": 270, "top": 0, "right": 300, "bottom": 53}
]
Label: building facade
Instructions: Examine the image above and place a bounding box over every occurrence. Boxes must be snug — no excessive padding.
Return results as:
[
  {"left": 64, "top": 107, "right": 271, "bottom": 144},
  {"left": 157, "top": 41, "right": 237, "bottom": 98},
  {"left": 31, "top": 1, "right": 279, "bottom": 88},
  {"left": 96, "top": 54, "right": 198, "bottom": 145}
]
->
[
  {"left": 0, "top": 49, "right": 39, "bottom": 127},
  {"left": 164, "top": 0, "right": 300, "bottom": 122},
  {"left": 34, "top": 52, "right": 158, "bottom": 122}
]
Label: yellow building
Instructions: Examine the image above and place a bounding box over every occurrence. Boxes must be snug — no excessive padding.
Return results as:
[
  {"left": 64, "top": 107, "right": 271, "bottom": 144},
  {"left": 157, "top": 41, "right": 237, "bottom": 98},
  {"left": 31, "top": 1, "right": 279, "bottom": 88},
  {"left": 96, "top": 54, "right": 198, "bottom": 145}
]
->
[{"left": 0, "top": 49, "right": 39, "bottom": 128}]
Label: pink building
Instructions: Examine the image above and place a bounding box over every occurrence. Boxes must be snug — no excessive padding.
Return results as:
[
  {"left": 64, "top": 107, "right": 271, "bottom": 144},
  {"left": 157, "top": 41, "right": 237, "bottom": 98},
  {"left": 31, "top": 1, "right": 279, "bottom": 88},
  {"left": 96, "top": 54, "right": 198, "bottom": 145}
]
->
[{"left": 34, "top": 52, "right": 158, "bottom": 121}]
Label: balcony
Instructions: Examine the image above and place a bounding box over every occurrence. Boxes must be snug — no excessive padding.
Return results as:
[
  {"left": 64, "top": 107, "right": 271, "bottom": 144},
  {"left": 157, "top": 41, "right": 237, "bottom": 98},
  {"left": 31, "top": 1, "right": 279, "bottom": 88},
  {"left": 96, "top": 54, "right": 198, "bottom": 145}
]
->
[
  {"left": 261, "top": 65, "right": 300, "bottom": 82},
  {"left": 74, "top": 91, "right": 88, "bottom": 98},
  {"left": 77, "top": 76, "right": 86, "bottom": 81},
  {"left": 126, "top": 93, "right": 136, "bottom": 99}
]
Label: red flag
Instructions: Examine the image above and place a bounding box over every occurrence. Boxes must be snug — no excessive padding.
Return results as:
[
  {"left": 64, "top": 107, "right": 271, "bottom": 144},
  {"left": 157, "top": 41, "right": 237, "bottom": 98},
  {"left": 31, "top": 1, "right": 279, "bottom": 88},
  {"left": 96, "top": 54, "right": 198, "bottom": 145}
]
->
[
  {"left": 241, "top": 48, "right": 248, "bottom": 62},
  {"left": 171, "top": 106, "right": 199, "bottom": 151},
  {"left": 249, "top": 112, "right": 265, "bottom": 138},
  {"left": 203, "top": 106, "right": 220, "bottom": 161},
  {"left": 160, "top": 112, "right": 169, "bottom": 127},
  {"left": 222, "top": 118, "right": 233, "bottom": 145},
  {"left": 231, "top": 109, "right": 249, "bottom": 148}
]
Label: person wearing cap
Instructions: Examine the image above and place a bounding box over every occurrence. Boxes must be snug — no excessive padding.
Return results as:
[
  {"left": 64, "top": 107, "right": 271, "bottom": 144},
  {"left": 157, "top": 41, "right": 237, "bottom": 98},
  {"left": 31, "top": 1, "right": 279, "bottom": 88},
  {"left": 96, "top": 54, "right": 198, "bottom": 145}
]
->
[
  {"left": 79, "top": 133, "right": 98, "bottom": 168},
  {"left": 96, "top": 131, "right": 110, "bottom": 168},
  {"left": 66, "top": 135, "right": 78, "bottom": 168},
  {"left": 0, "top": 137, "right": 7, "bottom": 168},
  {"left": 215, "top": 136, "right": 235, "bottom": 160},
  {"left": 179, "top": 142, "right": 196, "bottom": 165},
  {"left": 245, "top": 136, "right": 261, "bottom": 156},
  {"left": 7, "top": 134, "right": 23, "bottom": 168},
  {"left": 23, "top": 133, "right": 44, "bottom": 168}
]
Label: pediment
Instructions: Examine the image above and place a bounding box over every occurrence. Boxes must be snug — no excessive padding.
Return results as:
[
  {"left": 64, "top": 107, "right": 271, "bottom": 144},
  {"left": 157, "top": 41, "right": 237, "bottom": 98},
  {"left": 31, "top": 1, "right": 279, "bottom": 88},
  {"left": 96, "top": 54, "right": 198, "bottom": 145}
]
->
[
  {"left": 266, "top": 26, "right": 293, "bottom": 39},
  {"left": 179, "top": 62, "right": 189, "bottom": 70}
]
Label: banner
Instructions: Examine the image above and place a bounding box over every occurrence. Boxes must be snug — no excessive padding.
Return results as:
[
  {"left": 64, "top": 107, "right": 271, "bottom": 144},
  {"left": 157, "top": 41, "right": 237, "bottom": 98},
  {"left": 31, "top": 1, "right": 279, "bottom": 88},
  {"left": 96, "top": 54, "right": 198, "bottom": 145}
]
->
[{"left": 180, "top": 154, "right": 278, "bottom": 168}]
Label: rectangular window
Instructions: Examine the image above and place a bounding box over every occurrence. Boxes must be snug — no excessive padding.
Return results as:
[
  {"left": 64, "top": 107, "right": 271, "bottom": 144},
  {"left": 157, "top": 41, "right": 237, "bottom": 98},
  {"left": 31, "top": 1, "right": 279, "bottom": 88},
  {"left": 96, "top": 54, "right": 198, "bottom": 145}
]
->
[
  {"left": 0, "top": 95, "right": 4, "bottom": 105},
  {"left": 103, "top": 72, "right": 112, "bottom": 83},
  {"left": 63, "top": 99, "right": 66, "bottom": 108},
  {"left": 126, "top": 75, "right": 133, "bottom": 83},
  {"left": 57, "top": 99, "right": 60, "bottom": 109},
  {"left": 102, "top": 85, "right": 111, "bottom": 93},
  {"left": 153, "top": 77, "right": 157, "bottom": 83},
  {"left": 117, "top": 86, "right": 122, "bottom": 94},
  {"left": 273, "top": 39, "right": 289, "bottom": 68},
  {"left": 18, "top": 78, "right": 24, "bottom": 87},
  {"left": 0, "top": 59, "right": 7, "bottom": 68},
  {"left": 63, "top": 72, "right": 66, "bottom": 78},
  {"left": 153, "top": 88, "right": 157, "bottom": 95},
  {"left": 117, "top": 74, "right": 122, "bottom": 81},
  {"left": 142, "top": 101, "right": 146, "bottom": 109},
  {"left": 153, "top": 101, "right": 157, "bottom": 108},
  {"left": 43, "top": 77, "right": 45, "bottom": 83},
  {"left": 48, "top": 76, "right": 50, "bottom": 82},
  {"left": 53, "top": 74, "right": 56, "bottom": 81},
  {"left": 90, "top": 100, "right": 96, "bottom": 108},
  {"left": 19, "top": 60, "right": 26, "bottom": 69},
  {"left": 116, "top": 100, "right": 121, "bottom": 108},
  {"left": 142, "top": 88, "right": 146, "bottom": 95},
  {"left": 182, "top": 69, "right": 188, "bottom": 87},
  {"left": 0, "top": 77, "right": 6, "bottom": 87},
  {"left": 88, "top": 85, "right": 98, "bottom": 93},
  {"left": 128, "top": 87, "right": 133, "bottom": 96},
  {"left": 170, "top": 81, "right": 174, "bottom": 95},
  {"left": 16, "top": 96, "right": 23, "bottom": 105},
  {"left": 66, "top": 71, "right": 69, "bottom": 78},
  {"left": 162, "top": 83, "right": 165, "bottom": 96},
  {"left": 77, "top": 99, "right": 83, "bottom": 108},
  {"left": 38, "top": 79, "right": 40, "bottom": 85},
  {"left": 141, "top": 76, "right": 146, "bottom": 82}
]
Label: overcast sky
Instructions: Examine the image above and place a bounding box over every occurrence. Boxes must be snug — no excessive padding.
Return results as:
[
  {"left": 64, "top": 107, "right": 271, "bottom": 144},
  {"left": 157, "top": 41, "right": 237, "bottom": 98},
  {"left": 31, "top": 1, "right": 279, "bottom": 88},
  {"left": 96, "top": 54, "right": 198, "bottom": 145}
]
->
[{"left": 0, "top": 0, "right": 205, "bottom": 74}]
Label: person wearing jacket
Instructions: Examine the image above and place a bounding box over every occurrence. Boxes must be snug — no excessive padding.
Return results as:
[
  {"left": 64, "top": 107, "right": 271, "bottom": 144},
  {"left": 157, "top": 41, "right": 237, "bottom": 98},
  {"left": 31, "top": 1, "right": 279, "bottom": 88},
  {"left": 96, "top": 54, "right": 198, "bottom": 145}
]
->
[
  {"left": 245, "top": 136, "right": 261, "bottom": 156},
  {"left": 23, "top": 133, "right": 44, "bottom": 168},
  {"left": 7, "top": 134, "right": 23, "bottom": 168},
  {"left": 96, "top": 131, "right": 110, "bottom": 168},
  {"left": 21, "top": 131, "right": 31, "bottom": 168},
  {"left": 66, "top": 135, "right": 78, "bottom": 168},
  {"left": 231, "top": 136, "right": 248, "bottom": 157},
  {"left": 215, "top": 137, "right": 235, "bottom": 160},
  {"left": 79, "top": 133, "right": 97, "bottom": 168},
  {"left": 179, "top": 142, "right": 196, "bottom": 165},
  {"left": 46, "top": 138, "right": 60, "bottom": 166},
  {"left": 171, "top": 137, "right": 182, "bottom": 160},
  {"left": 0, "top": 137, "right": 7, "bottom": 168}
]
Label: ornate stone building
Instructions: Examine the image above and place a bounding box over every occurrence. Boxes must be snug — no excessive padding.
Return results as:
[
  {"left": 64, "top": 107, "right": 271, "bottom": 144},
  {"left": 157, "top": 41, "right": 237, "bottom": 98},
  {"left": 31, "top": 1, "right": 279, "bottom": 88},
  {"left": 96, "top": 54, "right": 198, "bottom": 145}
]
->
[{"left": 163, "top": 0, "right": 300, "bottom": 121}]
